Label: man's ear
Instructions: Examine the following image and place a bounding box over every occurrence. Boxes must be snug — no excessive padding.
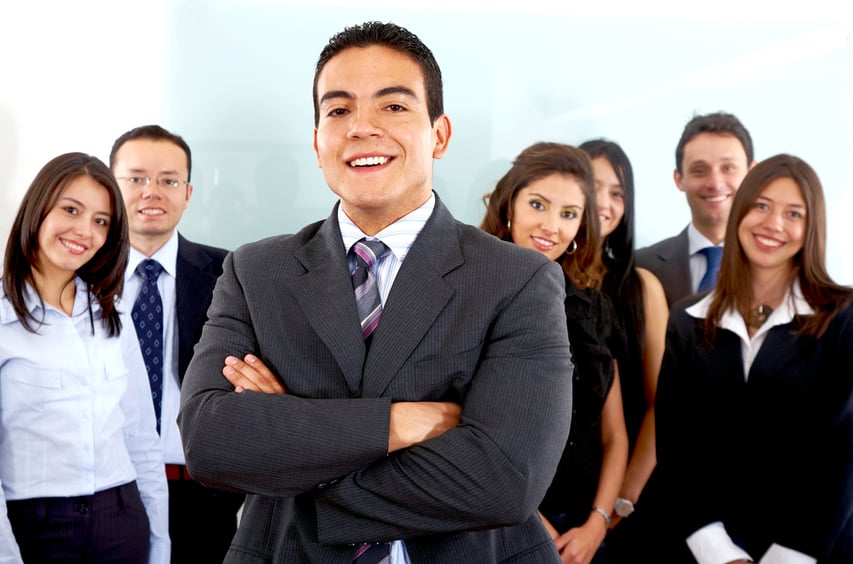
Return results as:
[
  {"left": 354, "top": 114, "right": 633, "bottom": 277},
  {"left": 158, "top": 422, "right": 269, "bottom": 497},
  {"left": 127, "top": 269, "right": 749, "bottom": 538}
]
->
[
  {"left": 313, "top": 129, "right": 322, "bottom": 168},
  {"left": 673, "top": 168, "right": 686, "bottom": 193},
  {"left": 432, "top": 115, "right": 452, "bottom": 159}
]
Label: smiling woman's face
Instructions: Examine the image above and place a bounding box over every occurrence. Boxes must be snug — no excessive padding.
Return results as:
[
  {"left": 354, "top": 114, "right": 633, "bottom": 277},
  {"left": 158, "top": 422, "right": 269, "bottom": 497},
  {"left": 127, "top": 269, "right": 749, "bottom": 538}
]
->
[{"left": 509, "top": 173, "right": 584, "bottom": 261}]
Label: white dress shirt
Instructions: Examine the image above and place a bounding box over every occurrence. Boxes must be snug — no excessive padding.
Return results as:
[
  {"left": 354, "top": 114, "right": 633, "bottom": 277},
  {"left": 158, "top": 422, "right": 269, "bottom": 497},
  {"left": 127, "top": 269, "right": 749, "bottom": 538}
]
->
[
  {"left": 684, "top": 283, "right": 816, "bottom": 564},
  {"left": 336, "top": 193, "right": 435, "bottom": 564},
  {"left": 0, "top": 277, "right": 170, "bottom": 563},
  {"left": 125, "top": 231, "right": 185, "bottom": 465}
]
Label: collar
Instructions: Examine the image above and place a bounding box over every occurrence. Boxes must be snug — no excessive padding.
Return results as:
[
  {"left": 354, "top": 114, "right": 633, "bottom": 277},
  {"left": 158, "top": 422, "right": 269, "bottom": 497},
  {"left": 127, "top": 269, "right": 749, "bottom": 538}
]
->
[
  {"left": 687, "top": 223, "right": 721, "bottom": 256},
  {"left": 127, "top": 230, "right": 179, "bottom": 281},
  {"left": 1, "top": 276, "right": 100, "bottom": 324},
  {"left": 338, "top": 192, "right": 435, "bottom": 259},
  {"left": 686, "top": 279, "right": 815, "bottom": 342}
]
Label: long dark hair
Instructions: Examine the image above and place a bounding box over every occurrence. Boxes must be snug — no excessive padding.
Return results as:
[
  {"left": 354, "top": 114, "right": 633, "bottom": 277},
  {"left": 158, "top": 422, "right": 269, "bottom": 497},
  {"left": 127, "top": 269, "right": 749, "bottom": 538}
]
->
[
  {"left": 706, "top": 154, "right": 852, "bottom": 338},
  {"left": 580, "top": 139, "right": 646, "bottom": 344},
  {"left": 3, "top": 152, "right": 129, "bottom": 335},
  {"left": 481, "top": 141, "right": 603, "bottom": 289}
]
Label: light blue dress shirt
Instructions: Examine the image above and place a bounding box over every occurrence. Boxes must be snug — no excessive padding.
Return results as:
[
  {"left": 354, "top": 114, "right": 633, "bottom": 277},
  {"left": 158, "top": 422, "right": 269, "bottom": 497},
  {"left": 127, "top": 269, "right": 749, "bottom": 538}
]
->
[
  {"left": 125, "top": 231, "right": 184, "bottom": 465},
  {"left": 0, "top": 277, "right": 170, "bottom": 563}
]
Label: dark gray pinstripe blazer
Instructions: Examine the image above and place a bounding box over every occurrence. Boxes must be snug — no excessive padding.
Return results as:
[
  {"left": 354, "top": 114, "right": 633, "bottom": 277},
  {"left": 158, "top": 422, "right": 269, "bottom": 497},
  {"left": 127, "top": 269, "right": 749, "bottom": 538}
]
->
[
  {"left": 178, "top": 195, "right": 573, "bottom": 563},
  {"left": 635, "top": 226, "right": 693, "bottom": 309}
]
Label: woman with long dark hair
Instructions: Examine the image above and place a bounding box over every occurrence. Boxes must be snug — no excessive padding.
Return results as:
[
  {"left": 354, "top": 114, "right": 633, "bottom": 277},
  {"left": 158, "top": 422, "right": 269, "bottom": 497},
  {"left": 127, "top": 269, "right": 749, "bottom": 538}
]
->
[
  {"left": 482, "top": 142, "right": 628, "bottom": 563},
  {"left": 656, "top": 154, "right": 853, "bottom": 562},
  {"left": 0, "top": 153, "right": 169, "bottom": 563},
  {"left": 579, "top": 140, "right": 668, "bottom": 557}
]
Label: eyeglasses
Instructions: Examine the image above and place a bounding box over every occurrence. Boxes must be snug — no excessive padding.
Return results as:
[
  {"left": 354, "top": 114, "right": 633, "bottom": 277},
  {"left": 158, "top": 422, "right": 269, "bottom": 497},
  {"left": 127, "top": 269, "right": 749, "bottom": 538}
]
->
[{"left": 116, "top": 176, "right": 189, "bottom": 190}]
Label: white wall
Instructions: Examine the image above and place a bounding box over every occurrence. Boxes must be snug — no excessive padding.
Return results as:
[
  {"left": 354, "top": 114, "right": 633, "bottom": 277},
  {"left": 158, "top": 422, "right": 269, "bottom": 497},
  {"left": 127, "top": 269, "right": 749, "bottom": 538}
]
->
[{"left": 2, "top": 0, "right": 852, "bottom": 282}]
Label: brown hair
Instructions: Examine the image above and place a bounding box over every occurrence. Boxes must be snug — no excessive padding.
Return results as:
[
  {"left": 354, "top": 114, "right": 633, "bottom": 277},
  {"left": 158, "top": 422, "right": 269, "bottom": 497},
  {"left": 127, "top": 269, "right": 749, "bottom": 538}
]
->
[
  {"left": 3, "top": 152, "right": 129, "bottom": 335},
  {"left": 481, "top": 142, "right": 603, "bottom": 289},
  {"left": 706, "top": 154, "right": 852, "bottom": 338}
]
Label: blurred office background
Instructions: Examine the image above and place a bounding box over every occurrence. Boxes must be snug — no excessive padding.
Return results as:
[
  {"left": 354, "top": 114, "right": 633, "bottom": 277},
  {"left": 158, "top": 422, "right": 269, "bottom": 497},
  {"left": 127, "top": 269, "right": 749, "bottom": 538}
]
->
[{"left": 2, "top": 0, "right": 851, "bottom": 281}]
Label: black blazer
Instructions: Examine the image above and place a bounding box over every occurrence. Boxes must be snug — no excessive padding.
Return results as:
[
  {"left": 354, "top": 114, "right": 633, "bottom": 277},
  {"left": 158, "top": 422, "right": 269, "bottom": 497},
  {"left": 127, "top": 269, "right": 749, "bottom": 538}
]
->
[
  {"left": 175, "top": 234, "right": 228, "bottom": 382},
  {"left": 656, "top": 298, "right": 853, "bottom": 562},
  {"left": 179, "top": 196, "right": 574, "bottom": 562},
  {"left": 635, "top": 227, "right": 692, "bottom": 309}
]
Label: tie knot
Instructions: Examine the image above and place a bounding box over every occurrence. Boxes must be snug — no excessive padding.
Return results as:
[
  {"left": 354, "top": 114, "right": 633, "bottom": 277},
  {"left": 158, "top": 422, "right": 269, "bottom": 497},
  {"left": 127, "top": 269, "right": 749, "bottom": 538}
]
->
[
  {"left": 699, "top": 246, "right": 723, "bottom": 269},
  {"left": 351, "top": 239, "right": 389, "bottom": 269},
  {"left": 136, "top": 258, "right": 164, "bottom": 282}
]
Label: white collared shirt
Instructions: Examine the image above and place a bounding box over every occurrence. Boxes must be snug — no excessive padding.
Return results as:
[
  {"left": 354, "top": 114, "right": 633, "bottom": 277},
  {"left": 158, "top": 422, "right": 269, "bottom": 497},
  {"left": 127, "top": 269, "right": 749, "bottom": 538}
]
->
[
  {"left": 0, "top": 278, "right": 169, "bottom": 563},
  {"left": 125, "top": 231, "right": 184, "bottom": 465},
  {"left": 684, "top": 282, "right": 816, "bottom": 564},
  {"left": 337, "top": 193, "right": 435, "bottom": 564}
]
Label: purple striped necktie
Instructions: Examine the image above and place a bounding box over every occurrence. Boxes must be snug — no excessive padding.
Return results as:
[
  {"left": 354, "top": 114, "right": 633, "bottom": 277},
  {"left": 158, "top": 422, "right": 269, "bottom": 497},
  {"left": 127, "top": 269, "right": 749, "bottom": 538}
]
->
[
  {"left": 349, "top": 239, "right": 392, "bottom": 563},
  {"left": 352, "top": 542, "right": 390, "bottom": 563},
  {"left": 350, "top": 239, "right": 389, "bottom": 340}
]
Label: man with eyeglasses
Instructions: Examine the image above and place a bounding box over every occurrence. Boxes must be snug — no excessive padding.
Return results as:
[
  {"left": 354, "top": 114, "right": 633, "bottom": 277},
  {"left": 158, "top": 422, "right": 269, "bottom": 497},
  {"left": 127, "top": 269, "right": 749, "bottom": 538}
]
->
[{"left": 110, "top": 125, "right": 244, "bottom": 563}]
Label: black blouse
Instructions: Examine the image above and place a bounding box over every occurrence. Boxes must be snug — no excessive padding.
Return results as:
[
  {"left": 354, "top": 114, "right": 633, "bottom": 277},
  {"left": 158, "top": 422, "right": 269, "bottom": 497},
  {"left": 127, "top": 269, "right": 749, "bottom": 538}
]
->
[{"left": 539, "top": 277, "right": 618, "bottom": 532}]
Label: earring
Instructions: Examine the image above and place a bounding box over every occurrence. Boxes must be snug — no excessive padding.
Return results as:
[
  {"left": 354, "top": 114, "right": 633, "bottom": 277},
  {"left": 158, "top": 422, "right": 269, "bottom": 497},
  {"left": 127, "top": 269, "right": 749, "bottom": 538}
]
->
[
  {"left": 565, "top": 240, "right": 577, "bottom": 255},
  {"left": 506, "top": 219, "right": 512, "bottom": 230}
]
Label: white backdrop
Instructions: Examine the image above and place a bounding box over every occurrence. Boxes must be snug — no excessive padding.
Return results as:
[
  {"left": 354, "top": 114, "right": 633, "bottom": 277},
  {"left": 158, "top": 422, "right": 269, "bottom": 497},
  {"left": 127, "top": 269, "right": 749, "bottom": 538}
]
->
[{"left": 2, "top": 0, "right": 852, "bottom": 282}]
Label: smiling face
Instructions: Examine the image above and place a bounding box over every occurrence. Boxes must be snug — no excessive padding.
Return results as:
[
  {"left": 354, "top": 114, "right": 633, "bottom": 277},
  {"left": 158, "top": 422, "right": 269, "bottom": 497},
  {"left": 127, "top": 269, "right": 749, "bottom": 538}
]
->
[
  {"left": 592, "top": 156, "right": 625, "bottom": 239},
  {"left": 112, "top": 138, "right": 192, "bottom": 255},
  {"left": 313, "top": 45, "right": 451, "bottom": 235},
  {"left": 738, "top": 176, "right": 806, "bottom": 277},
  {"left": 675, "top": 132, "right": 751, "bottom": 242},
  {"left": 509, "top": 173, "right": 584, "bottom": 261},
  {"left": 36, "top": 175, "right": 112, "bottom": 285}
]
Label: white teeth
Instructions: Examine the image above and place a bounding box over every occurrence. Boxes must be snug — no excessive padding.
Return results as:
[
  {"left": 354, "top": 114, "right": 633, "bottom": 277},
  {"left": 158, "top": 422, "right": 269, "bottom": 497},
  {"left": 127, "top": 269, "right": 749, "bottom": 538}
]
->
[
  {"left": 349, "top": 156, "right": 388, "bottom": 167},
  {"left": 532, "top": 236, "right": 554, "bottom": 248},
  {"left": 756, "top": 235, "right": 782, "bottom": 248},
  {"left": 706, "top": 195, "right": 727, "bottom": 203},
  {"left": 62, "top": 240, "right": 84, "bottom": 252},
  {"left": 141, "top": 209, "right": 164, "bottom": 215}
]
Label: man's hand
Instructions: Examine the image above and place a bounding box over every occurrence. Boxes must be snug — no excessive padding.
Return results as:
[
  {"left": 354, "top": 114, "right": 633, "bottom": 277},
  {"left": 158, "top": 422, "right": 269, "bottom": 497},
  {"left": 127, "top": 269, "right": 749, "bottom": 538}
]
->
[
  {"left": 222, "top": 354, "right": 287, "bottom": 394},
  {"left": 388, "top": 402, "right": 461, "bottom": 452}
]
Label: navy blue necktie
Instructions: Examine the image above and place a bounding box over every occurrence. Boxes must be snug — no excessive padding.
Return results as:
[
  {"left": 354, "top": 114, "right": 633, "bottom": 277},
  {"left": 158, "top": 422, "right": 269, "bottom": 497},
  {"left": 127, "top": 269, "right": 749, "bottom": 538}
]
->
[
  {"left": 132, "top": 259, "right": 165, "bottom": 434},
  {"left": 697, "top": 246, "right": 723, "bottom": 293}
]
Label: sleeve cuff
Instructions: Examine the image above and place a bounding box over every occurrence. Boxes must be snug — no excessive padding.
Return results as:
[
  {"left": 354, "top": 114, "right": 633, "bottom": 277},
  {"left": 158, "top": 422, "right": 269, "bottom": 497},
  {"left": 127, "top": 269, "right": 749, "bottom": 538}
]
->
[{"left": 687, "top": 521, "right": 753, "bottom": 564}]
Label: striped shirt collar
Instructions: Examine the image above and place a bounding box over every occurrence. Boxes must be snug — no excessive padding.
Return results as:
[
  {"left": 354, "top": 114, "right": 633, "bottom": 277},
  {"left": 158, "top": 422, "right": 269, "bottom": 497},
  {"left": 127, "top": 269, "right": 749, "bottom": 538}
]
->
[{"left": 338, "top": 192, "right": 436, "bottom": 259}]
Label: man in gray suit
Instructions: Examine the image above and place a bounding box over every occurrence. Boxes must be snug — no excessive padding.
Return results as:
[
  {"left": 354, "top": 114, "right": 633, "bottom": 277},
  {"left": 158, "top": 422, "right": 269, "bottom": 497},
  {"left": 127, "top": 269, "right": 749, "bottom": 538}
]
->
[
  {"left": 636, "top": 112, "right": 755, "bottom": 307},
  {"left": 178, "top": 21, "right": 573, "bottom": 562}
]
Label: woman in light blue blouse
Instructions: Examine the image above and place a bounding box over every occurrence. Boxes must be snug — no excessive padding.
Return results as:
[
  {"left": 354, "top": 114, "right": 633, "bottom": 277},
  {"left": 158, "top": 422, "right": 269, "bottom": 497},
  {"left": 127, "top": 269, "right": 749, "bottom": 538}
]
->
[{"left": 0, "top": 153, "right": 169, "bottom": 563}]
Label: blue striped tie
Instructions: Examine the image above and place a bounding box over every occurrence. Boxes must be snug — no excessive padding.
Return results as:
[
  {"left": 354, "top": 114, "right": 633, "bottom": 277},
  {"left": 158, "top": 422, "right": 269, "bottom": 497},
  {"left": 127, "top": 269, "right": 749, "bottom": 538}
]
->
[
  {"left": 350, "top": 239, "right": 389, "bottom": 340},
  {"left": 131, "top": 259, "right": 165, "bottom": 433}
]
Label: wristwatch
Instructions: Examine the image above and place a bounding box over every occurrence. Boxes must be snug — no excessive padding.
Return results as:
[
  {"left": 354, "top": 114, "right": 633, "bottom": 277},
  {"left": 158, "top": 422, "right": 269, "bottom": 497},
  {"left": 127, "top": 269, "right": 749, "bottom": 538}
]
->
[{"left": 614, "top": 497, "right": 635, "bottom": 518}]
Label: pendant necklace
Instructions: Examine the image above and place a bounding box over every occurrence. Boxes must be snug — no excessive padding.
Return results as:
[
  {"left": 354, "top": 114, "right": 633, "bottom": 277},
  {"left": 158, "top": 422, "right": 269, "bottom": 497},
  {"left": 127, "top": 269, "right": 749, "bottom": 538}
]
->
[{"left": 747, "top": 304, "right": 774, "bottom": 330}]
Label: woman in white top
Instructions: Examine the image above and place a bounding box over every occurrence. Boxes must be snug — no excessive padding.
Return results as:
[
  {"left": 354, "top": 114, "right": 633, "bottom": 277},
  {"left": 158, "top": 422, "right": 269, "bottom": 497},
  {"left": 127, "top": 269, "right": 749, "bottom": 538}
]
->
[
  {"left": 655, "top": 154, "right": 853, "bottom": 563},
  {"left": 0, "top": 152, "right": 169, "bottom": 563}
]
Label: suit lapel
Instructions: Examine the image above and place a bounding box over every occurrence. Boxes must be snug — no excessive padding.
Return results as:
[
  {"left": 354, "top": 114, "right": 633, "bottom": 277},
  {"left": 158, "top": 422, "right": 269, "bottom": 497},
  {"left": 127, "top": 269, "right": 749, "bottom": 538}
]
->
[
  {"left": 361, "top": 201, "right": 461, "bottom": 398},
  {"left": 289, "top": 211, "right": 366, "bottom": 395},
  {"left": 175, "top": 235, "right": 217, "bottom": 381}
]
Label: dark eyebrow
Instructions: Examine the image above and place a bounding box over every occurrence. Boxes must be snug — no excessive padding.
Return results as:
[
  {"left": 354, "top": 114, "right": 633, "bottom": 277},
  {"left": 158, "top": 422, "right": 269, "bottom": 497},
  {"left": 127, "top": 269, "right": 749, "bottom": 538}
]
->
[
  {"left": 319, "top": 85, "right": 419, "bottom": 106},
  {"left": 319, "top": 90, "right": 353, "bottom": 106},
  {"left": 60, "top": 195, "right": 111, "bottom": 217},
  {"left": 375, "top": 86, "right": 418, "bottom": 100}
]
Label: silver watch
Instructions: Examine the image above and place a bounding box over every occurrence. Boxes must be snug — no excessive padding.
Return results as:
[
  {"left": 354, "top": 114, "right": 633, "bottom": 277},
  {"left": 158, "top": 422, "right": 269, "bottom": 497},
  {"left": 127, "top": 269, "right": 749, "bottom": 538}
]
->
[{"left": 614, "top": 497, "right": 635, "bottom": 518}]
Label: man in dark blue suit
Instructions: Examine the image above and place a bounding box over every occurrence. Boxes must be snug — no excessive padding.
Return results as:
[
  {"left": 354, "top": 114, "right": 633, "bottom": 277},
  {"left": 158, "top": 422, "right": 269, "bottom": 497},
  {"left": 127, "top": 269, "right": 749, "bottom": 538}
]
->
[
  {"left": 636, "top": 112, "right": 755, "bottom": 307},
  {"left": 111, "top": 125, "right": 244, "bottom": 563}
]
